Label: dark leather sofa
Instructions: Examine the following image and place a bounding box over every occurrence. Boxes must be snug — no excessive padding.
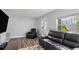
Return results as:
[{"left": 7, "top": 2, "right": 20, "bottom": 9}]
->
[
  {"left": 39, "top": 30, "right": 79, "bottom": 50},
  {"left": 0, "top": 42, "right": 7, "bottom": 50}
]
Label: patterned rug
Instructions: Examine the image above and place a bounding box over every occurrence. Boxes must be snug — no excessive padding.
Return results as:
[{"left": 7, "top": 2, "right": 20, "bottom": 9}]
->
[
  {"left": 19, "top": 45, "right": 44, "bottom": 50},
  {"left": 5, "top": 37, "right": 44, "bottom": 50}
]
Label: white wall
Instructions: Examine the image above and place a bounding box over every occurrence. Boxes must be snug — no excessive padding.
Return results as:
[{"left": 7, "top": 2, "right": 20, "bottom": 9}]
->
[
  {"left": 37, "top": 9, "right": 79, "bottom": 34},
  {"left": 7, "top": 17, "right": 37, "bottom": 38},
  {"left": 6, "top": 9, "right": 79, "bottom": 38}
]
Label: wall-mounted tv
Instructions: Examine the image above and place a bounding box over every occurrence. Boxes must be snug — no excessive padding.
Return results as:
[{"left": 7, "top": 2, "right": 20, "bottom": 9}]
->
[{"left": 0, "top": 10, "right": 9, "bottom": 33}]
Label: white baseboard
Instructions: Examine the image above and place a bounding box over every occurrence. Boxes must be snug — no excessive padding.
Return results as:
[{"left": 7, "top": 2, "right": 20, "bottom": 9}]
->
[{"left": 9, "top": 35, "right": 26, "bottom": 39}]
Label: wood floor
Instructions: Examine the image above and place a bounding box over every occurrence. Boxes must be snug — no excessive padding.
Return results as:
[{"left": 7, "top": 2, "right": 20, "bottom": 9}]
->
[{"left": 5, "top": 37, "right": 44, "bottom": 50}]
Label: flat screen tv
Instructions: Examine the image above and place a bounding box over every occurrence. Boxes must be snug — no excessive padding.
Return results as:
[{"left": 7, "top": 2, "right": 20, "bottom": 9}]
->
[{"left": 0, "top": 10, "right": 9, "bottom": 33}]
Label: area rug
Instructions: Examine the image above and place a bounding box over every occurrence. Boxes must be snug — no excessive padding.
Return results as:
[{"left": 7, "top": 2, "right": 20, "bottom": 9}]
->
[
  {"left": 19, "top": 45, "right": 44, "bottom": 50},
  {"left": 5, "top": 38, "right": 44, "bottom": 50}
]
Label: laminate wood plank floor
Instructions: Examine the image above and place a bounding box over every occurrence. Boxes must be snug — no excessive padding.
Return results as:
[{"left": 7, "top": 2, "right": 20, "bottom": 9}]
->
[{"left": 5, "top": 38, "right": 44, "bottom": 50}]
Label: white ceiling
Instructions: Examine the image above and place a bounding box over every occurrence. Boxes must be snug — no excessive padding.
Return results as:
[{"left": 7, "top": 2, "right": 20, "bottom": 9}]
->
[{"left": 2, "top": 9, "right": 55, "bottom": 18}]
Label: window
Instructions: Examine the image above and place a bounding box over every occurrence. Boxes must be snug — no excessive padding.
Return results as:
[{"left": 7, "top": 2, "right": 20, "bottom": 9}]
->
[{"left": 57, "top": 15, "right": 79, "bottom": 32}]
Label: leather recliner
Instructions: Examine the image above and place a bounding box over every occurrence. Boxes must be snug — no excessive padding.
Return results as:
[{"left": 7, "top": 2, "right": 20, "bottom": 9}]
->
[{"left": 26, "top": 28, "right": 37, "bottom": 39}]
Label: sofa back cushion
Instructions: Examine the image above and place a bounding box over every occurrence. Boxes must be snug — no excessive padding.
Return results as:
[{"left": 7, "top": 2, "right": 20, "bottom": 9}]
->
[
  {"left": 48, "top": 30, "right": 55, "bottom": 39},
  {"left": 48, "top": 30, "right": 55, "bottom": 37},
  {"left": 64, "top": 33, "right": 79, "bottom": 43},
  {"left": 62, "top": 40, "right": 79, "bottom": 48},
  {"left": 54, "top": 31, "right": 64, "bottom": 39},
  {"left": 48, "top": 31, "right": 64, "bottom": 44},
  {"left": 52, "top": 38, "right": 63, "bottom": 43}
]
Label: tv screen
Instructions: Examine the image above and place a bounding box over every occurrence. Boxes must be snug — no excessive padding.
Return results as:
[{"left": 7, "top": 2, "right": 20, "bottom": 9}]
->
[{"left": 0, "top": 10, "right": 9, "bottom": 33}]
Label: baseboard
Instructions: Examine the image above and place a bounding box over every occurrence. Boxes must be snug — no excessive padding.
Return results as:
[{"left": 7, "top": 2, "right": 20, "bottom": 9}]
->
[{"left": 9, "top": 35, "right": 26, "bottom": 39}]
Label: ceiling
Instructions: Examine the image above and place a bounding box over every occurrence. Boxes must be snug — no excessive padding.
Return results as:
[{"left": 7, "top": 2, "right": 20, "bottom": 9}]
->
[{"left": 2, "top": 9, "right": 55, "bottom": 18}]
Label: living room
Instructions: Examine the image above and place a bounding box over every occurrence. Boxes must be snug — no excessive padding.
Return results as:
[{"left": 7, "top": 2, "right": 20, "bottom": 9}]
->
[
  {"left": 0, "top": 9, "right": 79, "bottom": 50},
  {"left": 1, "top": 0, "right": 79, "bottom": 59}
]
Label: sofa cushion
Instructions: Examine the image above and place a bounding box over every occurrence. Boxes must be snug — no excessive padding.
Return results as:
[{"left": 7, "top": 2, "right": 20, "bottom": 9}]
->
[
  {"left": 48, "top": 30, "right": 55, "bottom": 39},
  {"left": 48, "top": 35, "right": 63, "bottom": 43},
  {"left": 48, "top": 31, "right": 64, "bottom": 44},
  {"left": 54, "top": 31, "right": 64, "bottom": 39},
  {"left": 43, "top": 39, "right": 71, "bottom": 50},
  {"left": 64, "top": 33, "right": 79, "bottom": 43},
  {"left": 48, "top": 36, "right": 63, "bottom": 43},
  {"left": 53, "top": 38, "right": 63, "bottom": 43},
  {"left": 48, "top": 35, "right": 53, "bottom": 39},
  {"left": 48, "top": 30, "right": 55, "bottom": 37},
  {"left": 62, "top": 39, "right": 79, "bottom": 48}
]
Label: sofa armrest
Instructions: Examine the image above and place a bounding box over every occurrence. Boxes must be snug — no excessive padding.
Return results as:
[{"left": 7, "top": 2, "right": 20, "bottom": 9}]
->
[
  {"left": 41, "top": 36, "right": 48, "bottom": 39},
  {"left": 39, "top": 36, "right": 48, "bottom": 40},
  {"left": 73, "top": 47, "right": 79, "bottom": 50},
  {"left": 0, "top": 42, "right": 7, "bottom": 50}
]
